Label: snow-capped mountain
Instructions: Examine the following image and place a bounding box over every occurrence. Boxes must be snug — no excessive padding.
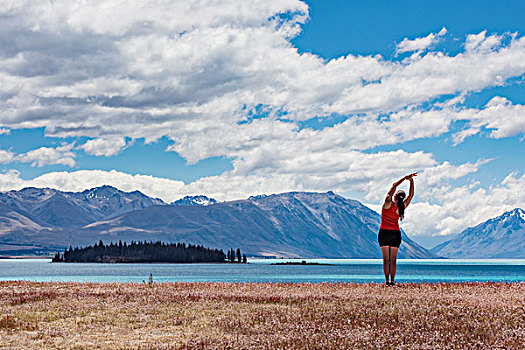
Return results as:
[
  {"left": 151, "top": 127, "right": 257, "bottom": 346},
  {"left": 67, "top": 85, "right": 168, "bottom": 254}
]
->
[
  {"left": 431, "top": 208, "right": 525, "bottom": 258},
  {"left": 171, "top": 195, "right": 217, "bottom": 206},
  {"left": 74, "top": 185, "right": 165, "bottom": 218}
]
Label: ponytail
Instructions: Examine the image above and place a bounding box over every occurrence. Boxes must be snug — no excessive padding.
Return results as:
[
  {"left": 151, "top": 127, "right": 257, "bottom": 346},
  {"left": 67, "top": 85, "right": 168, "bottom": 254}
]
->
[{"left": 395, "top": 193, "right": 405, "bottom": 221}]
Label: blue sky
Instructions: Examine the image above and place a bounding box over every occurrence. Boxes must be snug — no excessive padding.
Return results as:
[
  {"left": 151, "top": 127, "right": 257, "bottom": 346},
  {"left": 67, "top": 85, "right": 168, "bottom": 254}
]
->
[
  {"left": 294, "top": 0, "right": 525, "bottom": 57},
  {"left": 0, "top": 0, "right": 524, "bottom": 248},
  {"left": 295, "top": 0, "right": 525, "bottom": 188}
]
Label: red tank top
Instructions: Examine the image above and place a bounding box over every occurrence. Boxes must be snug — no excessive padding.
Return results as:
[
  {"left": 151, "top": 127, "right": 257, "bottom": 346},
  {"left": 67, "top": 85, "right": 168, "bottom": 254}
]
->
[{"left": 380, "top": 202, "right": 400, "bottom": 231}]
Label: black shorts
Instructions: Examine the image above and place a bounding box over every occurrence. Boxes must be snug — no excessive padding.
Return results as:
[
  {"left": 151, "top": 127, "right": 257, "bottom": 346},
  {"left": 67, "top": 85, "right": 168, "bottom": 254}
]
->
[{"left": 378, "top": 229, "right": 402, "bottom": 248}]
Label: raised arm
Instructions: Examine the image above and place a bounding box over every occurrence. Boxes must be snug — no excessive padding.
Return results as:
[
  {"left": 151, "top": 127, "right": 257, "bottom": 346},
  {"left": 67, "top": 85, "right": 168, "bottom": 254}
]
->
[
  {"left": 404, "top": 176, "right": 416, "bottom": 208},
  {"left": 383, "top": 172, "right": 418, "bottom": 209},
  {"left": 383, "top": 177, "right": 405, "bottom": 209}
]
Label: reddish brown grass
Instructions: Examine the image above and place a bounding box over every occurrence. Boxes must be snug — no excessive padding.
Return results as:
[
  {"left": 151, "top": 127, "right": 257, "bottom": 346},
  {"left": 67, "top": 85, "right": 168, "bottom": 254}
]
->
[{"left": 0, "top": 281, "right": 523, "bottom": 349}]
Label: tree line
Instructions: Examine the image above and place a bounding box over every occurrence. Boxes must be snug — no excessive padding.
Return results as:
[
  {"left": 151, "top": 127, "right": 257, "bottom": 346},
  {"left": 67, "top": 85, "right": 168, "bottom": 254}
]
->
[{"left": 52, "top": 240, "right": 247, "bottom": 263}]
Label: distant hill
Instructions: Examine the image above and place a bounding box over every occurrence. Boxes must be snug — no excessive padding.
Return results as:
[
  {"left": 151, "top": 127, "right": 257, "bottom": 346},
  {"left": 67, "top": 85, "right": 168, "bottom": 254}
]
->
[
  {"left": 431, "top": 208, "right": 525, "bottom": 258},
  {"left": 0, "top": 187, "right": 436, "bottom": 258}
]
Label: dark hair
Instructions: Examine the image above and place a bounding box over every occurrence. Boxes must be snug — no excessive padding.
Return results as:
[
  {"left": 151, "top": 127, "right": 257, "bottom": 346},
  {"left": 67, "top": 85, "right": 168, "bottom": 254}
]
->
[{"left": 395, "top": 192, "right": 405, "bottom": 221}]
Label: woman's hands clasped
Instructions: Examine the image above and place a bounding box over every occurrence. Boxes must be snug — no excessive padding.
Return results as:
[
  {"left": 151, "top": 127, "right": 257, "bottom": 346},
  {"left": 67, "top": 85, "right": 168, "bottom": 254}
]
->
[{"left": 404, "top": 172, "right": 418, "bottom": 180}]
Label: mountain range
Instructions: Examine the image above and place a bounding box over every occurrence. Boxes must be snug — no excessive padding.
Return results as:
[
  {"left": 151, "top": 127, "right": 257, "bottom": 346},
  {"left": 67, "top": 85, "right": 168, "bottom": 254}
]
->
[
  {"left": 0, "top": 186, "right": 435, "bottom": 258},
  {"left": 0, "top": 185, "right": 164, "bottom": 228},
  {"left": 431, "top": 208, "right": 525, "bottom": 258}
]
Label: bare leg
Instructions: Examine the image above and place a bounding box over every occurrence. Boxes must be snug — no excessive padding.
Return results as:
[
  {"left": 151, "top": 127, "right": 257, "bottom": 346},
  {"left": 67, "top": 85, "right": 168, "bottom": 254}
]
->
[
  {"left": 389, "top": 247, "right": 399, "bottom": 283},
  {"left": 380, "top": 246, "right": 391, "bottom": 283}
]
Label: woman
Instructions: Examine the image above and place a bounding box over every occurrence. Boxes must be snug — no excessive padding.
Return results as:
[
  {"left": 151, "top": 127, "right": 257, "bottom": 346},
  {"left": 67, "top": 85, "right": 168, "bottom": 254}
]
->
[{"left": 378, "top": 172, "right": 417, "bottom": 286}]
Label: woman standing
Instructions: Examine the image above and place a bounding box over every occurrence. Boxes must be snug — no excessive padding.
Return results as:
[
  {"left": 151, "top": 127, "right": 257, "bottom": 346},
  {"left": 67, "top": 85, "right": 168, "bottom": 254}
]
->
[{"left": 378, "top": 172, "right": 417, "bottom": 286}]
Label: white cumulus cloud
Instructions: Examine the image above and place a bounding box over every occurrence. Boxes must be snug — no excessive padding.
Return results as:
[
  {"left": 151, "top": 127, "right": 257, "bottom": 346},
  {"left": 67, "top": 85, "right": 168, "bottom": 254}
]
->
[
  {"left": 0, "top": 1, "right": 523, "bottom": 146},
  {"left": 404, "top": 172, "right": 525, "bottom": 237},
  {"left": 0, "top": 149, "right": 14, "bottom": 164},
  {"left": 15, "top": 143, "right": 76, "bottom": 167},
  {"left": 0, "top": 169, "right": 185, "bottom": 203},
  {"left": 396, "top": 27, "right": 447, "bottom": 54},
  {"left": 0, "top": 1, "right": 523, "bottom": 239},
  {"left": 80, "top": 137, "right": 128, "bottom": 157}
]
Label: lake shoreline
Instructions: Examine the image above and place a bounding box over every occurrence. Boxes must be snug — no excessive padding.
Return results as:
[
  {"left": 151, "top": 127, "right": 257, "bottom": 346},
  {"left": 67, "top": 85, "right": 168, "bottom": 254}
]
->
[
  {"left": 0, "top": 255, "right": 52, "bottom": 259},
  {"left": 1, "top": 281, "right": 523, "bottom": 349}
]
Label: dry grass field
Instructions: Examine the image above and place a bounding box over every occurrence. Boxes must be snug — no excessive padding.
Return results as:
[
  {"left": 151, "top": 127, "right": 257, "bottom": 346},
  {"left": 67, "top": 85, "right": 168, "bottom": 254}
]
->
[{"left": 0, "top": 281, "right": 524, "bottom": 349}]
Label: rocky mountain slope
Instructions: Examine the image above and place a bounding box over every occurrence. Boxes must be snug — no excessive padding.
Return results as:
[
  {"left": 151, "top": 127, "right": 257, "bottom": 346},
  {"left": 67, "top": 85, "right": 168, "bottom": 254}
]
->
[{"left": 431, "top": 208, "right": 525, "bottom": 258}]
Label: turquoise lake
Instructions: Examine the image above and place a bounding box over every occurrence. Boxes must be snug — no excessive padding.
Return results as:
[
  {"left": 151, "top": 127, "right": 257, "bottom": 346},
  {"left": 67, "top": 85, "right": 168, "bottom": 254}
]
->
[{"left": 1, "top": 258, "right": 524, "bottom": 283}]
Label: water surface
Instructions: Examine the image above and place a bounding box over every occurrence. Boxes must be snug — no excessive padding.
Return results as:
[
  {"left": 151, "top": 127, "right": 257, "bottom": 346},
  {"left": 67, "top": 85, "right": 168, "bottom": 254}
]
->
[{"left": 1, "top": 258, "right": 524, "bottom": 283}]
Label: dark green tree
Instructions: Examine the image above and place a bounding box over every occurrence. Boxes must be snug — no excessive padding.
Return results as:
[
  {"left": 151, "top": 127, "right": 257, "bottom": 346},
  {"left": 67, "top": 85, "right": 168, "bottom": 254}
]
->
[
  {"left": 236, "top": 248, "right": 241, "bottom": 263},
  {"left": 242, "top": 254, "right": 247, "bottom": 263}
]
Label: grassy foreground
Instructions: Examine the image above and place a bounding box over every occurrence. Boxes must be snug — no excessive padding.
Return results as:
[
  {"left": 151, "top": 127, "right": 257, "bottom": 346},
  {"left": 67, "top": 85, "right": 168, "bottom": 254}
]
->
[{"left": 0, "top": 281, "right": 523, "bottom": 349}]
